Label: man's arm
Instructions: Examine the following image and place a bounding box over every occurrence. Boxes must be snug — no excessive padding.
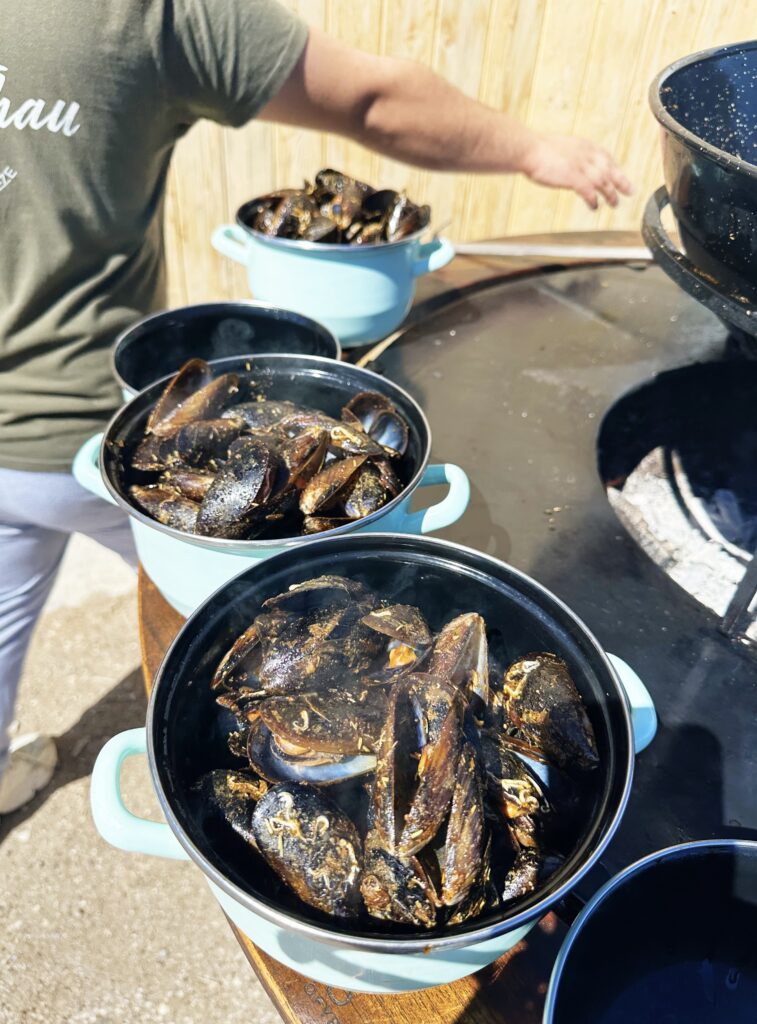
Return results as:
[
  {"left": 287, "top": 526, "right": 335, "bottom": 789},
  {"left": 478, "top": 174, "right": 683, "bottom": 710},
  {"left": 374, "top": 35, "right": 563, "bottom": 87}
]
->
[{"left": 259, "top": 28, "right": 631, "bottom": 210}]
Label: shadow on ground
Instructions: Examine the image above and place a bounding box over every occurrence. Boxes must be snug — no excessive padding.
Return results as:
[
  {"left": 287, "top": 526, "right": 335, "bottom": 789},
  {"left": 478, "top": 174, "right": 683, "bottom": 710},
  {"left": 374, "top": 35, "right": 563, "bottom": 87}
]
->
[{"left": 0, "top": 667, "right": 146, "bottom": 846}]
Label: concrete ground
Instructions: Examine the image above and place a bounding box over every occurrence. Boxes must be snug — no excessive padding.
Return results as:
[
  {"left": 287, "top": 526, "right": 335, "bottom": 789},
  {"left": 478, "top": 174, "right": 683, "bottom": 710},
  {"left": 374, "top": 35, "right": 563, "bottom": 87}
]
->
[{"left": 0, "top": 536, "right": 280, "bottom": 1024}]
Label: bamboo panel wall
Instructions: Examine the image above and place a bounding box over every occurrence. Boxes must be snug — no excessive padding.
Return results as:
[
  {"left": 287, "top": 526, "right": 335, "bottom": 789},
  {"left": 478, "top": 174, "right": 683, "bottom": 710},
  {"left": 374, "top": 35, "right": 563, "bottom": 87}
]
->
[{"left": 164, "top": 0, "right": 755, "bottom": 306}]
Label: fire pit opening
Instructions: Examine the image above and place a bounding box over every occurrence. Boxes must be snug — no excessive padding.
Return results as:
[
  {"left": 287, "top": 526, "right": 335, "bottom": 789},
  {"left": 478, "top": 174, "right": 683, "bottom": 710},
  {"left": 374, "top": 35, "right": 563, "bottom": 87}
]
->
[{"left": 598, "top": 361, "right": 757, "bottom": 646}]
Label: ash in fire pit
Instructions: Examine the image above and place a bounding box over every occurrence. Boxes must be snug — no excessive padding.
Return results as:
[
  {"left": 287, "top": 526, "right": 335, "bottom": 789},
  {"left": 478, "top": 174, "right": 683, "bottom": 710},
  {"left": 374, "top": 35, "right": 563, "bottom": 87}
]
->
[{"left": 598, "top": 361, "right": 757, "bottom": 644}]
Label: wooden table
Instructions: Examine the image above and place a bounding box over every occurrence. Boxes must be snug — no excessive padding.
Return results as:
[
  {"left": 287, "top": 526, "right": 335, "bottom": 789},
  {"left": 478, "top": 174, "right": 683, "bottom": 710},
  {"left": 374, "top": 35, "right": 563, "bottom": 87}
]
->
[{"left": 138, "top": 233, "right": 645, "bottom": 1024}]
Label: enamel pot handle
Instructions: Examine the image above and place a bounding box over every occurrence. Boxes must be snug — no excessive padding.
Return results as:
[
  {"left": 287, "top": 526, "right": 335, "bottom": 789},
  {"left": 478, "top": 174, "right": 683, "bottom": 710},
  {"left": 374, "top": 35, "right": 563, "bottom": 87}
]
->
[
  {"left": 72, "top": 433, "right": 116, "bottom": 505},
  {"left": 413, "top": 237, "right": 456, "bottom": 277},
  {"left": 607, "top": 653, "right": 657, "bottom": 754},
  {"left": 211, "top": 224, "right": 249, "bottom": 265},
  {"left": 400, "top": 463, "right": 470, "bottom": 534},
  {"left": 90, "top": 728, "right": 189, "bottom": 860}
]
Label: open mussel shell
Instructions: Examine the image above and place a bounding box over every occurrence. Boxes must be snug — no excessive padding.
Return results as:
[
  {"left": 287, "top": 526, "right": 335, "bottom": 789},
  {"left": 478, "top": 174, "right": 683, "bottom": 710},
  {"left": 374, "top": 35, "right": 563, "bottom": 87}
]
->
[
  {"left": 299, "top": 456, "right": 368, "bottom": 516},
  {"left": 429, "top": 612, "right": 489, "bottom": 706},
  {"left": 247, "top": 717, "right": 377, "bottom": 786},
  {"left": 342, "top": 391, "right": 393, "bottom": 433},
  {"left": 149, "top": 371, "right": 241, "bottom": 438},
  {"left": 212, "top": 623, "right": 260, "bottom": 691},
  {"left": 146, "top": 358, "right": 213, "bottom": 434},
  {"left": 258, "top": 686, "right": 387, "bottom": 755}
]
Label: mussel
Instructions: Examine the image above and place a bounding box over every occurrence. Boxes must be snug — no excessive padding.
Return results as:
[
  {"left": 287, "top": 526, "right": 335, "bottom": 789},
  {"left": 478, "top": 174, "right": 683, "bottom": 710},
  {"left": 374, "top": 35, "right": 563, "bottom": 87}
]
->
[{"left": 252, "top": 783, "right": 363, "bottom": 918}]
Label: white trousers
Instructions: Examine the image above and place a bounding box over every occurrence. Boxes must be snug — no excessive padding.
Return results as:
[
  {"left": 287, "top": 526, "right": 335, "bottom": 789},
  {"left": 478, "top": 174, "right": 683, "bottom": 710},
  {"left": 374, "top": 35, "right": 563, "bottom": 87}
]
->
[{"left": 0, "top": 466, "right": 136, "bottom": 772}]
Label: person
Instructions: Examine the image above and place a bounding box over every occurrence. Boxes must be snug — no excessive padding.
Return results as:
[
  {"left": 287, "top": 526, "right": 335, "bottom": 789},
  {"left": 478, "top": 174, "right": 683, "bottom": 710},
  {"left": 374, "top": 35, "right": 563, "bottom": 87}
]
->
[{"left": 0, "top": 0, "right": 631, "bottom": 814}]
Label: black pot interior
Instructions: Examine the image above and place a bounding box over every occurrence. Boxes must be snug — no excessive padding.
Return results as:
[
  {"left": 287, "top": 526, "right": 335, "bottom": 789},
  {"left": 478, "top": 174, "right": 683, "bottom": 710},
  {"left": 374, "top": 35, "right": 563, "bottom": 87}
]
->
[
  {"left": 150, "top": 535, "right": 631, "bottom": 943},
  {"left": 103, "top": 355, "right": 426, "bottom": 536},
  {"left": 114, "top": 306, "right": 339, "bottom": 393},
  {"left": 660, "top": 43, "right": 757, "bottom": 163},
  {"left": 552, "top": 844, "right": 757, "bottom": 1023}
]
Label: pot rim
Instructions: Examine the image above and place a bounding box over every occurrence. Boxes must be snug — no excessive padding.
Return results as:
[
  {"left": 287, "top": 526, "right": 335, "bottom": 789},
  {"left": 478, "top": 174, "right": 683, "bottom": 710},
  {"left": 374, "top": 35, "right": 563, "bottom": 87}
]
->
[
  {"left": 543, "top": 837, "right": 757, "bottom": 1022},
  {"left": 649, "top": 39, "right": 757, "bottom": 180},
  {"left": 235, "top": 202, "right": 434, "bottom": 255},
  {"left": 145, "top": 532, "right": 636, "bottom": 955},
  {"left": 99, "top": 353, "right": 432, "bottom": 552},
  {"left": 110, "top": 300, "right": 342, "bottom": 396}
]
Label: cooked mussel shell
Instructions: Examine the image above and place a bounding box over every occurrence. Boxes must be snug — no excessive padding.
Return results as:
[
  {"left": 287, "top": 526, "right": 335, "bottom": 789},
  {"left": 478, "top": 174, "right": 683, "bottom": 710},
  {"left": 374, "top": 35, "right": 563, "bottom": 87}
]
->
[
  {"left": 258, "top": 686, "right": 388, "bottom": 755},
  {"left": 368, "top": 410, "right": 409, "bottom": 457},
  {"left": 299, "top": 456, "right": 368, "bottom": 515},
  {"left": 353, "top": 221, "right": 385, "bottom": 245},
  {"left": 146, "top": 358, "right": 213, "bottom": 434},
  {"left": 195, "top": 437, "right": 278, "bottom": 538},
  {"left": 440, "top": 741, "right": 485, "bottom": 907},
  {"left": 212, "top": 623, "right": 260, "bottom": 691},
  {"left": 385, "top": 193, "right": 424, "bottom": 242},
  {"left": 499, "top": 847, "right": 540, "bottom": 905},
  {"left": 224, "top": 399, "right": 299, "bottom": 431},
  {"left": 361, "top": 188, "right": 400, "bottom": 219},
  {"left": 374, "top": 458, "right": 402, "bottom": 498},
  {"left": 262, "top": 574, "right": 373, "bottom": 613},
  {"left": 302, "top": 515, "right": 352, "bottom": 534},
  {"left": 361, "top": 604, "right": 432, "bottom": 650},
  {"left": 429, "top": 612, "right": 489, "bottom": 706},
  {"left": 360, "top": 846, "right": 437, "bottom": 928},
  {"left": 479, "top": 729, "right": 546, "bottom": 820},
  {"left": 247, "top": 719, "right": 376, "bottom": 785},
  {"left": 199, "top": 769, "right": 268, "bottom": 846},
  {"left": 129, "top": 484, "right": 200, "bottom": 532},
  {"left": 315, "top": 168, "right": 374, "bottom": 198},
  {"left": 251, "top": 783, "right": 363, "bottom": 918},
  {"left": 303, "top": 216, "right": 340, "bottom": 243},
  {"left": 342, "top": 464, "right": 388, "bottom": 519},
  {"left": 278, "top": 430, "right": 328, "bottom": 490},
  {"left": 503, "top": 653, "right": 599, "bottom": 771},
  {"left": 148, "top": 372, "right": 241, "bottom": 438},
  {"left": 269, "top": 191, "right": 318, "bottom": 238},
  {"left": 341, "top": 391, "right": 393, "bottom": 434},
  {"left": 255, "top": 617, "right": 342, "bottom": 696},
  {"left": 398, "top": 674, "right": 464, "bottom": 857},
  {"left": 327, "top": 423, "right": 384, "bottom": 458},
  {"left": 160, "top": 468, "right": 216, "bottom": 501}
]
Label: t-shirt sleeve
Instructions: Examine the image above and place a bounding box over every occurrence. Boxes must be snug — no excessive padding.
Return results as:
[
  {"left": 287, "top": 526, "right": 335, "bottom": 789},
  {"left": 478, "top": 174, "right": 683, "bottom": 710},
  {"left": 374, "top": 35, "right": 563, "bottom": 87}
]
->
[{"left": 164, "top": 0, "right": 308, "bottom": 128}]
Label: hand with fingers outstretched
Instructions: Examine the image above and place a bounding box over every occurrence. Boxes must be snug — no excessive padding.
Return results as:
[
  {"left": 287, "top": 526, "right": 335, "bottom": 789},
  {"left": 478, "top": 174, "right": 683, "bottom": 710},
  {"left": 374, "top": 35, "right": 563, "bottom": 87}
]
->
[{"left": 521, "top": 133, "right": 632, "bottom": 209}]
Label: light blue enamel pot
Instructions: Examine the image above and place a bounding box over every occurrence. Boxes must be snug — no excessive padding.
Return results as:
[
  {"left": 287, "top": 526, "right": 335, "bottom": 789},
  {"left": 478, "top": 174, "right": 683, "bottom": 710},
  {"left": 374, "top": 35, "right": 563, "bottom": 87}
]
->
[
  {"left": 90, "top": 534, "right": 657, "bottom": 994},
  {"left": 211, "top": 205, "right": 455, "bottom": 348},
  {"left": 72, "top": 354, "right": 469, "bottom": 617}
]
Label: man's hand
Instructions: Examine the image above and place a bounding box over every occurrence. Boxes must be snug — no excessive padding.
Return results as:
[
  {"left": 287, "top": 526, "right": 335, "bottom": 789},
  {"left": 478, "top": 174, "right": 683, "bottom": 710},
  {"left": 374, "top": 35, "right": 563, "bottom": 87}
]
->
[{"left": 520, "top": 133, "right": 632, "bottom": 209}]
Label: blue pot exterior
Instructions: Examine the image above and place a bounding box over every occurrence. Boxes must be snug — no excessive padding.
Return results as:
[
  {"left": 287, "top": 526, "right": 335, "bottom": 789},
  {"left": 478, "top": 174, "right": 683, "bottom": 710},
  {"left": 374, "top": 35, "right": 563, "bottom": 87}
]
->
[
  {"left": 212, "top": 223, "right": 455, "bottom": 347},
  {"left": 130, "top": 483, "right": 457, "bottom": 617},
  {"left": 209, "top": 878, "right": 535, "bottom": 992}
]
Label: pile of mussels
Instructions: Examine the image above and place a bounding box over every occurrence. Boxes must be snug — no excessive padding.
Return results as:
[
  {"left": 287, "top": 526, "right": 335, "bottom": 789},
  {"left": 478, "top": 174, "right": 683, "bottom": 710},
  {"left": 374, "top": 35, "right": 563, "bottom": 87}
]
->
[
  {"left": 201, "top": 575, "right": 600, "bottom": 928},
  {"left": 244, "top": 168, "right": 431, "bottom": 245},
  {"left": 127, "top": 359, "right": 409, "bottom": 540}
]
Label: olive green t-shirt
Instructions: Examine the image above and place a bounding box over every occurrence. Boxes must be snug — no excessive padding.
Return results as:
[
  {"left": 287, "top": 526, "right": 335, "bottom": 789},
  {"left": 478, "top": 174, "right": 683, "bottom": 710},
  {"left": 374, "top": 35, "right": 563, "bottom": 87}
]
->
[{"left": 0, "top": 0, "right": 307, "bottom": 472}]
